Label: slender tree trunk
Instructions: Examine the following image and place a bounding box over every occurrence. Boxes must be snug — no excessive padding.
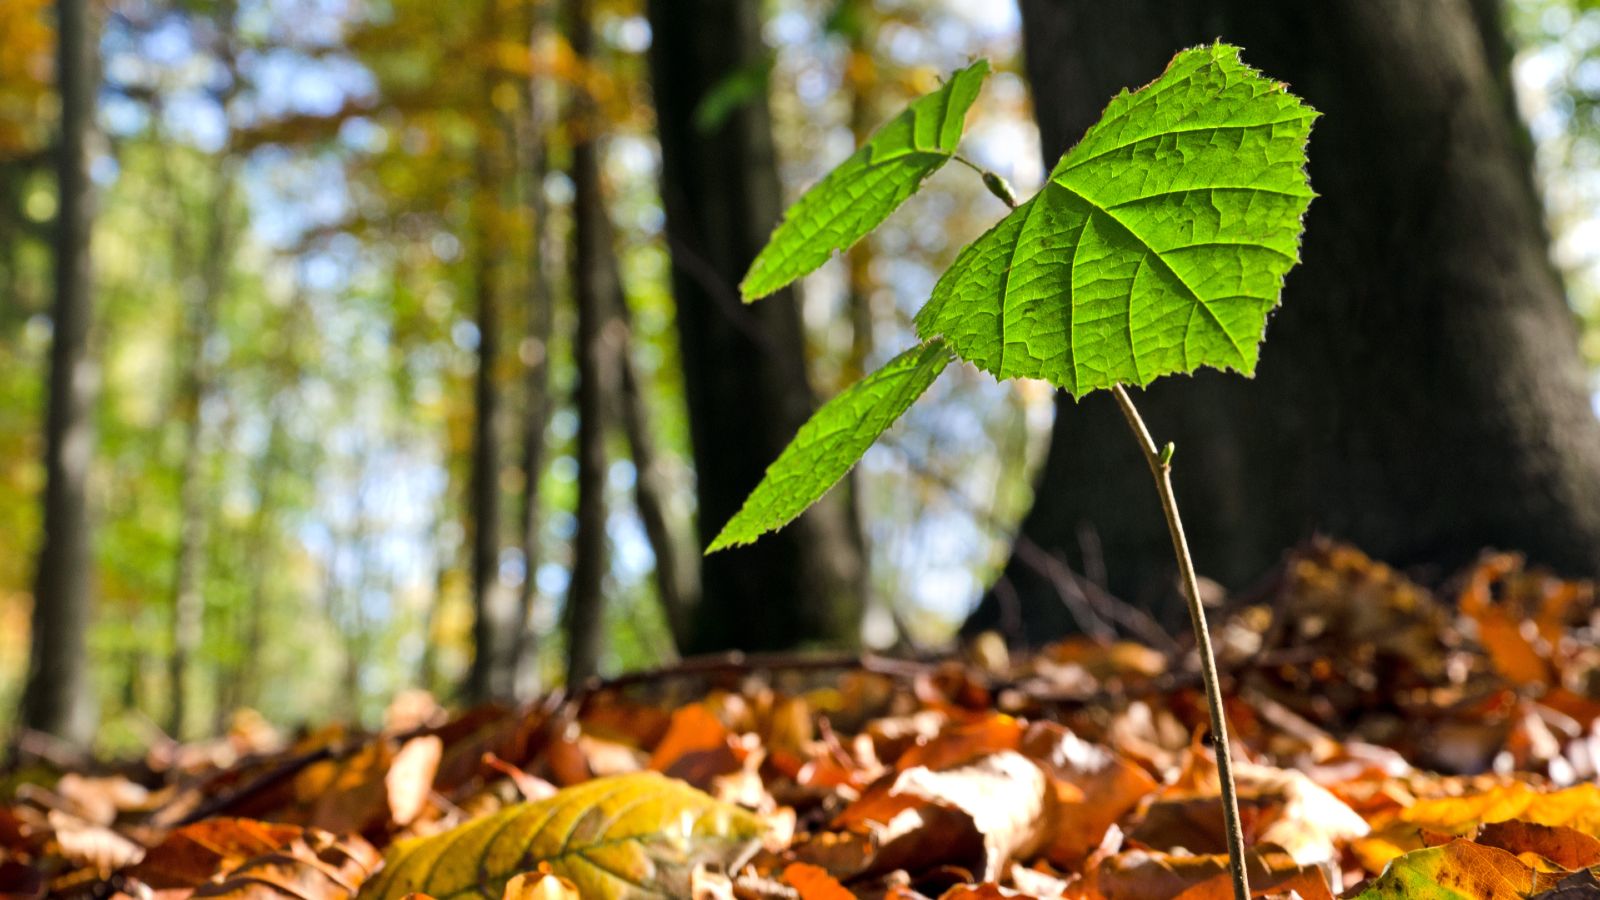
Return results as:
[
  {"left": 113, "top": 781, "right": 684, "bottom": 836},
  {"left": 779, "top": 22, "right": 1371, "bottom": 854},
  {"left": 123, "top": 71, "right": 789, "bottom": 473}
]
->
[
  {"left": 166, "top": 0, "right": 238, "bottom": 737},
  {"left": 646, "top": 0, "right": 868, "bottom": 653},
  {"left": 167, "top": 167, "right": 233, "bottom": 738},
  {"left": 612, "top": 302, "right": 695, "bottom": 652},
  {"left": 511, "top": 3, "right": 557, "bottom": 697},
  {"left": 967, "top": 0, "right": 1600, "bottom": 641},
  {"left": 235, "top": 398, "right": 287, "bottom": 711},
  {"left": 563, "top": 0, "right": 613, "bottom": 685},
  {"left": 170, "top": 149, "right": 235, "bottom": 730},
  {"left": 20, "top": 0, "right": 98, "bottom": 744},
  {"left": 464, "top": 144, "right": 512, "bottom": 702},
  {"left": 417, "top": 519, "right": 452, "bottom": 693},
  {"left": 464, "top": 1, "right": 517, "bottom": 700}
]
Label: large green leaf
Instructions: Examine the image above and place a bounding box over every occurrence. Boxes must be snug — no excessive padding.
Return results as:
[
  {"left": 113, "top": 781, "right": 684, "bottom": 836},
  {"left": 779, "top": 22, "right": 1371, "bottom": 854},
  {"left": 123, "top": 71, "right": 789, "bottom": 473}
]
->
[
  {"left": 740, "top": 59, "right": 990, "bottom": 302},
  {"left": 915, "top": 43, "right": 1316, "bottom": 396},
  {"left": 357, "top": 773, "right": 764, "bottom": 900},
  {"left": 707, "top": 341, "right": 952, "bottom": 551}
]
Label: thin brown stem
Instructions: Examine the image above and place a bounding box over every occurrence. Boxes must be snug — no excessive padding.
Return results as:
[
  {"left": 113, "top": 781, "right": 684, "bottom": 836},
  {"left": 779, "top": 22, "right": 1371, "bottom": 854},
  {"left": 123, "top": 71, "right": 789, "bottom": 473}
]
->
[{"left": 1110, "top": 384, "right": 1250, "bottom": 900}]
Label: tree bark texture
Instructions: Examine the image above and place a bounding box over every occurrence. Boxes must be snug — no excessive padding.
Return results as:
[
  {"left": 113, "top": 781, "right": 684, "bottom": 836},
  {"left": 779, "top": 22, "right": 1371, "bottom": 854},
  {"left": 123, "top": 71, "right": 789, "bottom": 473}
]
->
[
  {"left": 465, "top": 0, "right": 517, "bottom": 700},
  {"left": 512, "top": 6, "right": 557, "bottom": 696},
  {"left": 646, "top": 0, "right": 868, "bottom": 653},
  {"left": 968, "top": 0, "right": 1600, "bottom": 642},
  {"left": 21, "top": 0, "right": 98, "bottom": 744},
  {"left": 563, "top": 0, "right": 613, "bottom": 685}
]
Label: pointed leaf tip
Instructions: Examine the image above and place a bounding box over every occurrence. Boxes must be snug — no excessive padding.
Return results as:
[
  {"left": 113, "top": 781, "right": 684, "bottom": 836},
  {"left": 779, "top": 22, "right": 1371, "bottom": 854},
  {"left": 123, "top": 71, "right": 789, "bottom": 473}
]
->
[
  {"left": 707, "top": 341, "right": 952, "bottom": 551},
  {"left": 740, "top": 59, "right": 990, "bottom": 302}
]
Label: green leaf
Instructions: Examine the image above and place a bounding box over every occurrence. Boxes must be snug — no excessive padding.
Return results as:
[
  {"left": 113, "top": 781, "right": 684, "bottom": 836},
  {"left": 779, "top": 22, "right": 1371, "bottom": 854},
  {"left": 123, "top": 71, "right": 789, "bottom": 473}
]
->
[
  {"left": 707, "top": 341, "right": 952, "bottom": 551},
  {"left": 740, "top": 59, "right": 990, "bottom": 302},
  {"left": 915, "top": 43, "right": 1316, "bottom": 396},
  {"left": 357, "top": 773, "right": 764, "bottom": 900},
  {"left": 693, "top": 57, "right": 772, "bottom": 134}
]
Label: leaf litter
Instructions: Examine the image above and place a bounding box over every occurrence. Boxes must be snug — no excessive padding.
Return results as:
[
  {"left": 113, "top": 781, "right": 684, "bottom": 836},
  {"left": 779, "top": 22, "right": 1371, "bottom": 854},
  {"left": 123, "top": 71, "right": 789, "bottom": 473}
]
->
[{"left": 5, "top": 541, "right": 1600, "bottom": 899}]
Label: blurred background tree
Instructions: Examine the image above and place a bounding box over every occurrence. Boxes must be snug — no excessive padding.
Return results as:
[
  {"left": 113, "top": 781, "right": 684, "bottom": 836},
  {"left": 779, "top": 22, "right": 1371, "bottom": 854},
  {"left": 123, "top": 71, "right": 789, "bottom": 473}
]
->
[{"left": 4, "top": 0, "right": 1599, "bottom": 749}]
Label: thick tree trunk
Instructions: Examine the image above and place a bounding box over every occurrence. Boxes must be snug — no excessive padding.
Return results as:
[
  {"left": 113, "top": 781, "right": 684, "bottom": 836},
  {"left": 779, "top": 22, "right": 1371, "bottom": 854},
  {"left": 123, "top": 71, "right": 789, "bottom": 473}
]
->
[
  {"left": 968, "top": 0, "right": 1600, "bottom": 642},
  {"left": 21, "top": 0, "right": 97, "bottom": 744},
  {"left": 646, "top": 0, "right": 867, "bottom": 653},
  {"left": 563, "top": 0, "right": 612, "bottom": 685}
]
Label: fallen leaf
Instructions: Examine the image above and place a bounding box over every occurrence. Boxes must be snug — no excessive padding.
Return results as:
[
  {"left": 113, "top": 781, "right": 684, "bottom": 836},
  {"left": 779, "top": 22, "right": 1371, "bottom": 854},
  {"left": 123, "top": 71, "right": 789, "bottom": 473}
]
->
[
  {"left": 1475, "top": 820, "right": 1600, "bottom": 871},
  {"left": 358, "top": 772, "right": 765, "bottom": 900},
  {"left": 649, "top": 705, "right": 741, "bottom": 789},
  {"left": 1095, "top": 846, "right": 1333, "bottom": 900},
  {"left": 125, "top": 818, "right": 307, "bottom": 889},
  {"left": 192, "top": 831, "right": 380, "bottom": 900},
  {"left": 782, "top": 862, "right": 854, "bottom": 900},
  {"left": 387, "top": 736, "right": 443, "bottom": 827},
  {"left": 1019, "top": 723, "right": 1156, "bottom": 868},
  {"left": 47, "top": 810, "right": 144, "bottom": 874},
  {"left": 891, "top": 752, "right": 1045, "bottom": 881},
  {"left": 1348, "top": 839, "right": 1537, "bottom": 899}
]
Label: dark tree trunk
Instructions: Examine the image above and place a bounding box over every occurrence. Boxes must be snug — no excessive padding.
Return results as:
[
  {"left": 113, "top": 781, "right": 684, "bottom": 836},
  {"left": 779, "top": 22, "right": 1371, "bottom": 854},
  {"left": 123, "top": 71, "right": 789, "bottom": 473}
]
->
[
  {"left": 612, "top": 300, "right": 696, "bottom": 652},
  {"left": 465, "top": 0, "right": 517, "bottom": 700},
  {"left": 464, "top": 143, "right": 513, "bottom": 702},
  {"left": 967, "top": 0, "right": 1600, "bottom": 643},
  {"left": 511, "top": 6, "right": 557, "bottom": 696},
  {"left": 646, "top": 0, "right": 867, "bottom": 653},
  {"left": 21, "top": 0, "right": 97, "bottom": 744},
  {"left": 563, "top": 0, "right": 613, "bottom": 685}
]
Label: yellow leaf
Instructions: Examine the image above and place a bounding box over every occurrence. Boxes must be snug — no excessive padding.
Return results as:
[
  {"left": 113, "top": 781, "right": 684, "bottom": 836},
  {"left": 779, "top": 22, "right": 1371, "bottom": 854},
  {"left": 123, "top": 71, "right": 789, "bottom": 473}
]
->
[
  {"left": 1348, "top": 839, "right": 1537, "bottom": 899},
  {"left": 358, "top": 773, "right": 765, "bottom": 900}
]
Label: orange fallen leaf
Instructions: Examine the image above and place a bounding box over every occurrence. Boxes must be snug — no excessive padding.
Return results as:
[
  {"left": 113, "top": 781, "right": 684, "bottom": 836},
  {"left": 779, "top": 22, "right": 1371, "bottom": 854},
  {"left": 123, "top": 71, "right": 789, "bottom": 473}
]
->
[{"left": 783, "top": 862, "right": 855, "bottom": 900}]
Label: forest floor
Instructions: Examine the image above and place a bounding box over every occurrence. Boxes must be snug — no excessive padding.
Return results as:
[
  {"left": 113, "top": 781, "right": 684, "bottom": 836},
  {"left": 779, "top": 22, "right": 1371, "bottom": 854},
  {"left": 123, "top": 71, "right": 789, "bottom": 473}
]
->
[{"left": 4, "top": 541, "right": 1600, "bottom": 899}]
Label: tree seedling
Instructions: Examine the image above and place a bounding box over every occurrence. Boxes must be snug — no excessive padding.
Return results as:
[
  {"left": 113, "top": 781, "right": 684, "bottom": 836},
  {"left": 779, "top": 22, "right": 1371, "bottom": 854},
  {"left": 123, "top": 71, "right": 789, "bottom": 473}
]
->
[{"left": 707, "top": 45, "right": 1317, "bottom": 899}]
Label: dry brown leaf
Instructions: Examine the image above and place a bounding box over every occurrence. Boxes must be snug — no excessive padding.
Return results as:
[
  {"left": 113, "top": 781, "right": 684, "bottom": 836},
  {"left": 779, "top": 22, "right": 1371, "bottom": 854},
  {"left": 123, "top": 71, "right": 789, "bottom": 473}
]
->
[
  {"left": 1475, "top": 819, "right": 1600, "bottom": 871},
  {"left": 189, "top": 831, "right": 380, "bottom": 900},
  {"left": 1096, "top": 847, "right": 1333, "bottom": 900},
  {"left": 891, "top": 752, "right": 1045, "bottom": 882},
  {"left": 299, "top": 740, "right": 393, "bottom": 834},
  {"left": 47, "top": 810, "right": 144, "bottom": 874},
  {"left": 124, "top": 818, "right": 307, "bottom": 889},
  {"left": 782, "top": 861, "right": 855, "bottom": 900},
  {"left": 386, "top": 736, "right": 442, "bottom": 827},
  {"left": 1019, "top": 723, "right": 1157, "bottom": 868},
  {"left": 649, "top": 704, "right": 742, "bottom": 789}
]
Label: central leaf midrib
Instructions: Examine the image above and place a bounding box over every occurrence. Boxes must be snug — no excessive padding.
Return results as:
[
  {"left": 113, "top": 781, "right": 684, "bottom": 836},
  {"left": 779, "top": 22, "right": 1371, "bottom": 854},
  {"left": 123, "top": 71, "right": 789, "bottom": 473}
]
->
[
  {"left": 1047, "top": 179, "right": 1247, "bottom": 367},
  {"left": 753, "top": 150, "right": 947, "bottom": 280}
]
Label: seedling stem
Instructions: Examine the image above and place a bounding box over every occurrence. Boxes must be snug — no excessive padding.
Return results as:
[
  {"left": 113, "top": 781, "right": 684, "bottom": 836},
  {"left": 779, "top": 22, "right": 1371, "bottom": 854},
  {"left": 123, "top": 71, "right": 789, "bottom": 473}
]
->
[{"left": 1111, "top": 384, "right": 1249, "bottom": 900}]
